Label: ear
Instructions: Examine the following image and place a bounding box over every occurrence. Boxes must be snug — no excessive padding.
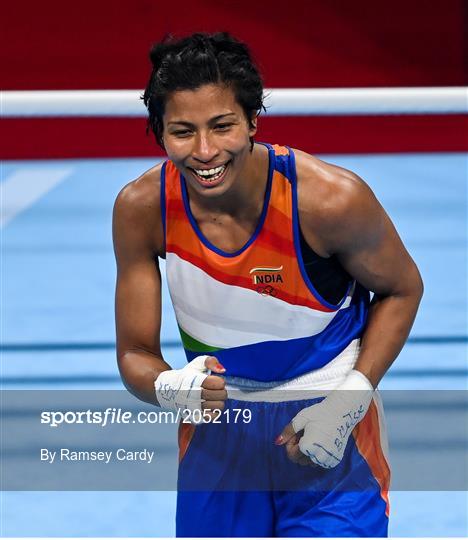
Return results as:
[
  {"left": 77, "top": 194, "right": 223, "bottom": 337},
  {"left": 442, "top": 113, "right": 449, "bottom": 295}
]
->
[{"left": 248, "top": 114, "right": 258, "bottom": 137}]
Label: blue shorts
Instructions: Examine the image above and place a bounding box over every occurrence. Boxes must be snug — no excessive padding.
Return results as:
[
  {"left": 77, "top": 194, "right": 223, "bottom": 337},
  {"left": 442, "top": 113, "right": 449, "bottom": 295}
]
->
[{"left": 176, "top": 397, "right": 390, "bottom": 537}]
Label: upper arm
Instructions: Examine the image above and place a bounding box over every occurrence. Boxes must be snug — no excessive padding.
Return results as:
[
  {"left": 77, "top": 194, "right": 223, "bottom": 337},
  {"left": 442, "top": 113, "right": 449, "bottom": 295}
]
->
[
  {"left": 295, "top": 151, "right": 423, "bottom": 297},
  {"left": 113, "top": 166, "right": 165, "bottom": 359},
  {"left": 330, "top": 178, "right": 421, "bottom": 296}
]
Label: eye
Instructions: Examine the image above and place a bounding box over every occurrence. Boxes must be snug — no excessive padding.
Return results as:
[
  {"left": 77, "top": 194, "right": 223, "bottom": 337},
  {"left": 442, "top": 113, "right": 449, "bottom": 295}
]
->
[
  {"left": 172, "top": 129, "right": 192, "bottom": 137},
  {"left": 214, "top": 123, "right": 233, "bottom": 131}
]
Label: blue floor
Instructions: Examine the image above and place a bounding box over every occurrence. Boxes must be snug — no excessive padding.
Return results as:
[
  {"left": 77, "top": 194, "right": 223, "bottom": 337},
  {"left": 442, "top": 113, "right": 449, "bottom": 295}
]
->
[{"left": 1, "top": 153, "right": 467, "bottom": 536}]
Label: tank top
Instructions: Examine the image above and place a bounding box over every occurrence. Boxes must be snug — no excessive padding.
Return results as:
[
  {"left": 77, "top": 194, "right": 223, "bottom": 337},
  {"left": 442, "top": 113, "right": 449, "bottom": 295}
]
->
[{"left": 161, "top": 143, "right": 370, "bottom": 382}]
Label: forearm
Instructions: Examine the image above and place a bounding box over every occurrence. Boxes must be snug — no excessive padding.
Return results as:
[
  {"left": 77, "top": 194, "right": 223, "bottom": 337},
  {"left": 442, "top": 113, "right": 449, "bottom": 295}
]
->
[
  {"left": 354, "top": 290, "right": 423, "bottom": 388},
  {"left": 278, "top": 289, "right": 422, "bottom": 469},
  {"left": 118, "top": 349, "right": 172, "bottom": 405}
]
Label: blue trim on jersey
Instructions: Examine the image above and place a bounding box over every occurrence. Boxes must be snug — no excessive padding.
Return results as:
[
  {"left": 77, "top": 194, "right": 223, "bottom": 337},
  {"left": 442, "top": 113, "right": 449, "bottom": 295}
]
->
[
  {"left": 288, "top": 146, "right": 354, "bottom": 311},
  {"left": 179, "top": 145, "right": 275, "bottom": 258},
  {"left": 271, "top": 148, "right": 293, "bottom": 179},
  {"left": 184, "top": 285, "right": 369, "bottom": 381},
  {"left": 160, "top": 161, "right": 167, "bottom": 251}
]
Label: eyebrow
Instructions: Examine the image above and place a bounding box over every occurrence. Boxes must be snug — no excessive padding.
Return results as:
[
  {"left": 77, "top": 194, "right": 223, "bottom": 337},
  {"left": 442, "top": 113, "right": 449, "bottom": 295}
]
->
[{"left": 167, "top": 113, "right": 237, "bottom": 127}]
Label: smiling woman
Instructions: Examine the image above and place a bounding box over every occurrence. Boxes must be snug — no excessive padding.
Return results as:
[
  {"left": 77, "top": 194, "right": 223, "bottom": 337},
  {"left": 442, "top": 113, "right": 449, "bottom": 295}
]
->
[
  {"left": 162, "top": 84, "right": 258, "bottom": 195},
  {"left": 143, "top": 33, "right": 264, "bottom": 149},
  {"left": 113, "top": 31, "right": 423, "bottom": 538},
  {"left": 143, "top": 33, "right": 266, "bottom": 203}
]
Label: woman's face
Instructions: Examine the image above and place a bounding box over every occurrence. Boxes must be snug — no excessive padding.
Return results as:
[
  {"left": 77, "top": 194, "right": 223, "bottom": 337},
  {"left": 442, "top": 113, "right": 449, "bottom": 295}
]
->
[{"left": 162, "top": 83, "right": 257, "bottom": 199}]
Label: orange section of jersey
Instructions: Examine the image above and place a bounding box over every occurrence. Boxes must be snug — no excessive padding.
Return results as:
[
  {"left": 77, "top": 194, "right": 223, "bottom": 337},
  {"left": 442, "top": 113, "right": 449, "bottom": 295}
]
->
[
  {"left": 166, "top": 241, "right": 325, "bottom": 310},
  {"left": 272, "top": 144, "right": 290, "bottom": 156},
  {"left": 178, "top": 422, "right": 196, "bottom": 463},
  {"left": 353, "top": 400, "right": 391, "bottom": 517},
  {"left": 164, "top": 146, "right": 334, "bottom": 313}
]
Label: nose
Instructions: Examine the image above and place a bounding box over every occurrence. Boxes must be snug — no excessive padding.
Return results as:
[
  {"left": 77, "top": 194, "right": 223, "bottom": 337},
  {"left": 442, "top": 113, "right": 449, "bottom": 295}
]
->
[{"left": 192, "top": 132, "right": 219, "bottom": 163}]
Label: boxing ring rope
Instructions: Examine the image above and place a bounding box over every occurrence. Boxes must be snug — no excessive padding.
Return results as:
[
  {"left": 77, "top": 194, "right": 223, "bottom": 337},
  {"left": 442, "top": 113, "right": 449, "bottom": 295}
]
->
[{"left": 2, "top": 87, "right": 467, "bottom": 117}]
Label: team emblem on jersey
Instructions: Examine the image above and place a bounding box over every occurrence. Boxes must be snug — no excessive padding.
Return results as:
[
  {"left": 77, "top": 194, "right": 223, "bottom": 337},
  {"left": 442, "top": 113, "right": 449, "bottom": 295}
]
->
[
  {"left": 256, "top": 284, "right": 278, "bottom": 297},
  {"left": 249, "top": 265, "right": 284, "bottom": 285}
]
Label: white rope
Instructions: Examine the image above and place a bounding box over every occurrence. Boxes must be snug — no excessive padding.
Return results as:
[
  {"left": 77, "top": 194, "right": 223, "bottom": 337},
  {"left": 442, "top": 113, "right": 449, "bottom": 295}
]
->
[
  {"left": 265, "top": 87, "right": 468, "bottom": 115},
  {"left": 2, "top": 87, "right": 467, "bottom": 117}
]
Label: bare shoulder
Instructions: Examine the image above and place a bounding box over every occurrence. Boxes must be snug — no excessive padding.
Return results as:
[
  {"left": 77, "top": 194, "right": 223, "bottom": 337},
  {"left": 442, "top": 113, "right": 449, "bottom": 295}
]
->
[
  {"left": 293, "top": 148, "right": 382, "bottom": 256},
  {"left": 114, "top": 161, "right": 163, "bottom": 217},
  {"left": 113, "top": 161, "right": 165, "bottom": 257}
]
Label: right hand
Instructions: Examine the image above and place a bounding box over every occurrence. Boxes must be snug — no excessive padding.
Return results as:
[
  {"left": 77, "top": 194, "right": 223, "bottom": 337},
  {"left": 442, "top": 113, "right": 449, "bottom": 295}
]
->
[{"left": 154, "top": 355, "right": 227, "bottom": 419}]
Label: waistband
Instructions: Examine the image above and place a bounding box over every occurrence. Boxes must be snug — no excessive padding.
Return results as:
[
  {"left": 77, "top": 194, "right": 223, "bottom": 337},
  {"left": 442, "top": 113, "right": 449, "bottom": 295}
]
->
[{"left": 225, "top": 339, "right": 360, "bottom": 402}]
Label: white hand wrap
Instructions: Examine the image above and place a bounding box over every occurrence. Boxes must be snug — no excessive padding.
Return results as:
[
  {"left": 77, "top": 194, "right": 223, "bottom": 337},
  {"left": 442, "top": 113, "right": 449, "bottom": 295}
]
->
[
  {"left": 292, "top": 370, "right": 374, "bottom": 468},
  {"left": 154, "top": 355, "right": 210, "bottom": 413}
]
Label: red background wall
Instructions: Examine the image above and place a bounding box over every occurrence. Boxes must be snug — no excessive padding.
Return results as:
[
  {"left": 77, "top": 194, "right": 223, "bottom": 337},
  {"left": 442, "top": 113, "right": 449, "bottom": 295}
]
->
[{"left": 3, "top": 0, "right": 467, "bottom": 158}]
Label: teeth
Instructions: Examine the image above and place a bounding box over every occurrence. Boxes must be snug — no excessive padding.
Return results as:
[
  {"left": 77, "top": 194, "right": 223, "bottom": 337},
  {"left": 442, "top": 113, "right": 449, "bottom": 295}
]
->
[
  {"left": 194, "top": 164, "right": 225, "bottom": 176},
  {"left": 193, "top": 163, "right": 227, "bottom": 181}
]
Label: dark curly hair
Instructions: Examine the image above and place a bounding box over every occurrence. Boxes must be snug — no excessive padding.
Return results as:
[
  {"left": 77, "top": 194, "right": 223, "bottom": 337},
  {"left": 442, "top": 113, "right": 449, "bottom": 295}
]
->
[{"left": 142, "top": 32, "right": 265, "bottom": 150}]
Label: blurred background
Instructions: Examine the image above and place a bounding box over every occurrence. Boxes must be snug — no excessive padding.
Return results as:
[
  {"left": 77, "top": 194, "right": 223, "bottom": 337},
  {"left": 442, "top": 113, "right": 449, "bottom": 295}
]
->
[{"left": 2, "top": 0, "right": 467, "bottom": 536}]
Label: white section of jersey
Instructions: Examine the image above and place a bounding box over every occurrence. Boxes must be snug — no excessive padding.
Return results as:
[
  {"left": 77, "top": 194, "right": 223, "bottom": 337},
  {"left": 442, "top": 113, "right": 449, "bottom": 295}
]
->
[{"left": 166, "top": 252, "right": 353, "bottom": 349}]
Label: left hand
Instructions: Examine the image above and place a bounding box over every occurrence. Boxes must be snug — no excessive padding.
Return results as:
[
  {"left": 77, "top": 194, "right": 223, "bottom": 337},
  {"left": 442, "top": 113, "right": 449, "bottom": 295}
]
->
[{"left": 275, "top": 370, "right": 374, "bottom": 468}]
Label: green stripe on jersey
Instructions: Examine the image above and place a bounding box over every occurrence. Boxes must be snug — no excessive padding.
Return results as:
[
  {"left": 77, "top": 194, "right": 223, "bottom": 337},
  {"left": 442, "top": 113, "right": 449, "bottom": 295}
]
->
[{"left": 178, "top": 326, "right": 222, "bottom": 353}]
